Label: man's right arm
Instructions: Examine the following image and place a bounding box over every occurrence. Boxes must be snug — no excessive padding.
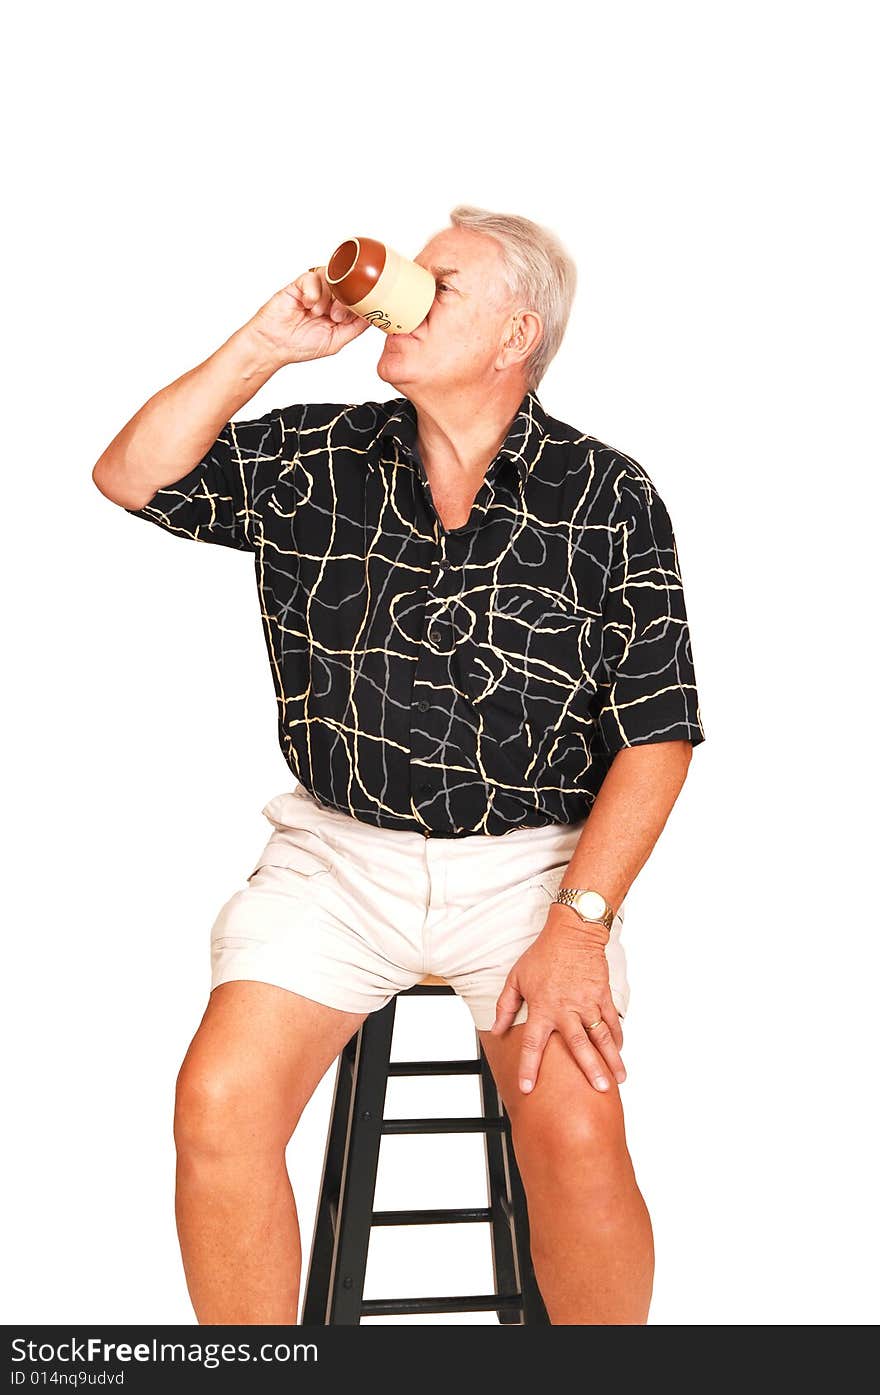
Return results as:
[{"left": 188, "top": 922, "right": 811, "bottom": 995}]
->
[
  {"left": 91, "top": 267, "right": 369, "bottom": 511},
  {"left": 92, "top": 324, "right": 285, "bottom": 510}
]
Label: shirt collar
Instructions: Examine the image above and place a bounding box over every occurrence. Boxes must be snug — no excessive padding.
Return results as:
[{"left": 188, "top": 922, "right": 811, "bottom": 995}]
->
[{"left": 377, "top": 389, "right": 549, "bottom": 487}]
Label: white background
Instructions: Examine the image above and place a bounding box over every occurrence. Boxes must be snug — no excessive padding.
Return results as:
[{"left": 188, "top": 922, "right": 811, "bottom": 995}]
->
[{"left": 3, "top": 0, "right": 877, "bottom": 1325}]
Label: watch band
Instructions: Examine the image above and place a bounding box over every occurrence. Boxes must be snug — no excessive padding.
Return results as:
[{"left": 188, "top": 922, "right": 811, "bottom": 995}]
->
[{"left": 554, "top": 886, "right": 615, "bottom": 929}]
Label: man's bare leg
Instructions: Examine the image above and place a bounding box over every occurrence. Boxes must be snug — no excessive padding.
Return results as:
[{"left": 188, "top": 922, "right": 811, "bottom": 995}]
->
[
  {"left": 173, "top": 981, "right": 369, "bottom": 1324},
  {"left": 479, "top": 1026, "right": 654, "bottom": 1324}
]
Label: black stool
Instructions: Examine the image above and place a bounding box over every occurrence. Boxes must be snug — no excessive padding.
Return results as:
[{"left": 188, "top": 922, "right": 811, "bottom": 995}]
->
[{"left": 301, "top": 975, "right": 550, "bottom": 1324}]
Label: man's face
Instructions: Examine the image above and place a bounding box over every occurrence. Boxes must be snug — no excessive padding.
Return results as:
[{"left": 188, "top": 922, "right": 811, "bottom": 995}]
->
[{"left": 375, "top": 227, "right": 517, "bottom": 395}]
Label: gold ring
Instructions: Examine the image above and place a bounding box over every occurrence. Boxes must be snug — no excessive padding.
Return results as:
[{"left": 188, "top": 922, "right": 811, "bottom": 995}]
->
[{"left": 586, "top": 1018, "right": 603, "bottom": 1031}]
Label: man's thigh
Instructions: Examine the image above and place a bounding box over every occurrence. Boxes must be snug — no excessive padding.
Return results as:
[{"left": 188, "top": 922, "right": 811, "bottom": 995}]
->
[{"left": 176, "top": 982, "right": 369, "bottom": 1148}]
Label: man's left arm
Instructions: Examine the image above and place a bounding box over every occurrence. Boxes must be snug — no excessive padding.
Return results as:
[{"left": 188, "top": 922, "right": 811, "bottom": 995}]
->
[
  {"left": 557, "top": 738, "right": 693, "bottom": 913},
  {"left": 491, "top": 740, "right": 692, "bottom": 1093}
]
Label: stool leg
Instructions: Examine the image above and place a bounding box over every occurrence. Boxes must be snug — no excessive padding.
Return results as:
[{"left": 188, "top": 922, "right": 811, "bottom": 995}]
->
[
  {"left": 478, "top": 1035, "right": 551, "bottom": 1326},
  {"left": 477, "top": 1040, "right": 522, "bottom": 1324},
  {"left": 301, "top": 1030, "right": 359, "bottom": 1324},
  {"left": 506, "top": 1126, "right": 551, "bottom": 1325},
  {"left": 327, "top": 996, "right": 397, "bottom": 1324}
]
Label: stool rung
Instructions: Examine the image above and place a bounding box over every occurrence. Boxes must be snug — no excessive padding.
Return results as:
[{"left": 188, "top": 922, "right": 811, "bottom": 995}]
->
[
  {"left": 387, "top": 1058, "right": 482, "bottom": 1076},
  {"left": 372, "top": 1206, "right": 493, "bottom": 1226},
  {"left": 381, "top": 1116, "right": 507, "bottom": 1134},
  {"left": 360, "top": 1291, "right": 522, "bottom": 1316}
]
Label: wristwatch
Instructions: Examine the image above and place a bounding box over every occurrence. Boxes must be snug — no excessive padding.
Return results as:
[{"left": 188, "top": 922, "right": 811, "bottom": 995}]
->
[{"left": 553, "top": 887, "right": 616, "bottom": 929}]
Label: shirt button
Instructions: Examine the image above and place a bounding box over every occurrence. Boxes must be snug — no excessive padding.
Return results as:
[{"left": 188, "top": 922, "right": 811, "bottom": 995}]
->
[
  {"left": 428, "top": 629, "right": 442, "bottom": 645},
  {"left": 419, "top": 781, "right": 434, "bottom": 794},
  {"left": 416, "top": 699, "right": 430, "bottom": 712}
]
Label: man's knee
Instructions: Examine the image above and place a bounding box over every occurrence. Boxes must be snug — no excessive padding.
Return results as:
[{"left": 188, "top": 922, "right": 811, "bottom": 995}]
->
[
  {"left": 173, "top": 1052, "right": 294, "bottom": 1161},
  {"left": 511, "top": 1091, "right": 633, "bottom": 1207}
]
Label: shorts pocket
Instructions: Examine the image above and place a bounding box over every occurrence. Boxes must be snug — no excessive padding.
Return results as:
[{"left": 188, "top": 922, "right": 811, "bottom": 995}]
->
[
  {"left": 529, "top": 866, "right": 567, "bottom": 899},
  {"left": 247, "top": 837, "right": 333, "bottom": 881}
]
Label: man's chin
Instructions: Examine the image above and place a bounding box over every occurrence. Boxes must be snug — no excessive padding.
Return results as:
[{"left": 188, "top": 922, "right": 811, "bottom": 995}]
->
[{"left": 376, "top": 352, "right": 416, "bottom": 390}]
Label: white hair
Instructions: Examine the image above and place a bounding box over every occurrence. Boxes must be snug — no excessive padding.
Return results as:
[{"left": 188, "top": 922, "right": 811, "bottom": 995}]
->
[{"left": 446, "top": 203, "right": 578, "bottom": 390}]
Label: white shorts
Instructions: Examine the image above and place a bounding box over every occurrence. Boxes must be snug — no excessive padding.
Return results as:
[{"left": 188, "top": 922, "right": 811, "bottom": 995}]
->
[{"left": 209, "top": 784, "right": 630, "bottom": 1030}]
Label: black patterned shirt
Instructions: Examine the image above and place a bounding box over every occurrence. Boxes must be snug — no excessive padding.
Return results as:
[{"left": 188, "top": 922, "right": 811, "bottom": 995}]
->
[{"left": 125, "top": 389, "right": 705, "bottom": 836}]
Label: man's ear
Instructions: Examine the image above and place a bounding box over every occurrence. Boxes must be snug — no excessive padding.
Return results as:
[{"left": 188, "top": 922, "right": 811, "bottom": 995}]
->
[{"left": 496, "top": 309, "right": 543, "bottom": 371}]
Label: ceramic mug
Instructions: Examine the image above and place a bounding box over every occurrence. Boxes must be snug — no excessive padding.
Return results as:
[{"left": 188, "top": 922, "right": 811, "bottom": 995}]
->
[{"left": 321, "top": 237, "right": 436, "bottom": 334}]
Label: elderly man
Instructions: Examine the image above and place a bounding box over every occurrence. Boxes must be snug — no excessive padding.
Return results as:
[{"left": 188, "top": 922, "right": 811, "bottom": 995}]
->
[{"left": 93, "top": 204, "right": 704, "bottom": 1326}]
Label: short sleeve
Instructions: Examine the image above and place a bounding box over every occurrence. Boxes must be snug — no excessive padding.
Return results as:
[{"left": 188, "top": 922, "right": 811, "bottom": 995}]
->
[
  {"left": 124, "top": 406, "right": 285, "bottom": 551},
  {"left": 595, "top": 469, "right": 705, "bottom": 752}
]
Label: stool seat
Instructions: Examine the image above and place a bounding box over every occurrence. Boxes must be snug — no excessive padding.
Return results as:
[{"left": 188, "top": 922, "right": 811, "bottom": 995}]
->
[{"left": 301, "top": 979, "right": 549, "bottom": 1324}]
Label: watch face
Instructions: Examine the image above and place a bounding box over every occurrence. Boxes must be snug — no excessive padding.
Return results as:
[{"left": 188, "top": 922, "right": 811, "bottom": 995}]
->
[{"left": 575, "top": 890, "right": 607, "bottom": 920}]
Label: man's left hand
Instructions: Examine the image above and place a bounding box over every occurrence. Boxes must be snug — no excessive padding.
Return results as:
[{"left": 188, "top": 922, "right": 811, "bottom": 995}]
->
[{"left": 489, "top": 906, "right": 626, "bottom": 1095}]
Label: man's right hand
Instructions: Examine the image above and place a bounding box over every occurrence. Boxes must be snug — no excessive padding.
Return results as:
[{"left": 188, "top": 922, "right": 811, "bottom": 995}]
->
[{"left": 249, "top": 267, "right": 370, "bottom": 367}]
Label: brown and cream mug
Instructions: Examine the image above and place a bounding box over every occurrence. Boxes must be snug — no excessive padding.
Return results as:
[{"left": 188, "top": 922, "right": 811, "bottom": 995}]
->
[{"left": 322, "top": 237, "right": 436, "bottom": 334}]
